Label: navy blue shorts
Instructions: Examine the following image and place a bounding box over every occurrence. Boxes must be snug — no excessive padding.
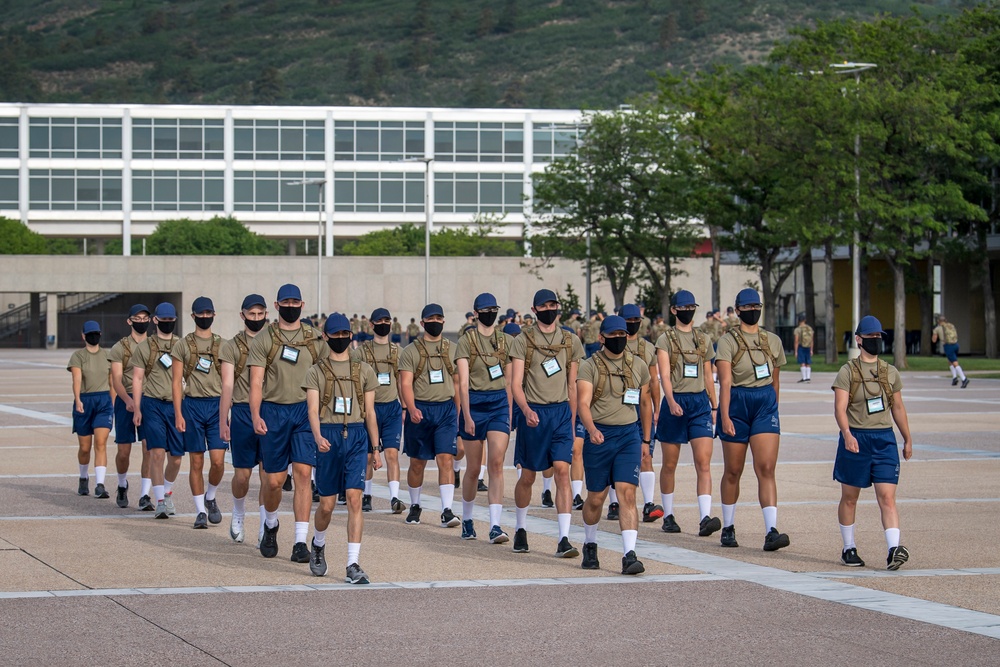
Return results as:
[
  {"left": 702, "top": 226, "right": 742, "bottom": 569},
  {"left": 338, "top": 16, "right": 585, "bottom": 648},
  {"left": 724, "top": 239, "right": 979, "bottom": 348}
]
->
[
  {"left": 375, "top": 400, "right": 403, "bottom": 450},
  {"left": 181, "top": 396, "right": 225, "bottom": 454},
  {"left": 403, "top": 400, "right": 458, "bottom": 461},
  {"left": 114, "top": 395, "right": 144, "bottom": 444},
  {"left": 656, "top": 392, "right": 715, "bottom": 445},
  {"left": 514, "top": 402, "right": 573, "bottom": 472},
  {"left": 316, "top": 423, "right": 370, "bottom": 497},
  {"left": 583, "top": 422, "right": 641, "bottom": 492},
  {"left": 511, "top": 402, "right": 522, "bottom": 433},
  {"left": 797, "top": 346, "right": 812, "bottom": 365},
  {"left": 391, "top": 334, "right": 402, "bottom": 344},
  {"left": 142, "top": 397, "right": 183, "bottom": 456},
  {"left": 718, "top": 385, "right": 780, "bottom": 444},
  {"left": 259, "top": 401, "right": 316, "bottom": 473},
  {"left": 72, "top": 392, "right": 113, "bottom": 436},
  {"left": 944, "top": 343, "right": 959, "bottom": 363},
  {"left": 575, "top": 416, "right": 585, "bottom": 440},
  {"left": 459, "top": 389, "right": 510, "bottom": 441},
  {"left": 229, "top": 403, "right": 260, "bottom": 469},
  {"left": 833, "top": 428, "right": 900, "bottom": 488},
  {"left": 585, "top": 342, "right": 600, "bottom": 358}
]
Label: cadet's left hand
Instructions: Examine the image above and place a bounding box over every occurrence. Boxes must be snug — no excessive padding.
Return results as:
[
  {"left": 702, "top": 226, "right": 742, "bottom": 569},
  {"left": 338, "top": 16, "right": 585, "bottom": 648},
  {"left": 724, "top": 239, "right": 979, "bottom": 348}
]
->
[
  {"left": 370, "top": 451, "right": 383, "bottom": 472},
  {"left": 641, "top": 446, "right": 652, "bottom": 467},
  {"left": 902, "top": 440, "right": 912, "bottom": 461},
  {"left": 175, "top": 415, "right": 186, "bottom": 433},
  {"left": 75, "top": 400, "right": 84, "bottom": 414}
]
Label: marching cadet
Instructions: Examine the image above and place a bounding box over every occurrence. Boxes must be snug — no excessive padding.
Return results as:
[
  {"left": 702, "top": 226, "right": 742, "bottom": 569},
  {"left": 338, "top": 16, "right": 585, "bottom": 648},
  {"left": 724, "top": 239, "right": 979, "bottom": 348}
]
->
[
  {"left": 793, "top": 314, "right": 814, "bottom": 383},
  {"left": 621, "top": 304, "right": 662, "bottom": 522},
  {"left": 68, "top": 320, "right": 113, "bottom": 499},
  {"left": 932, "top": 314, "right": 968, "bottom": 388}
]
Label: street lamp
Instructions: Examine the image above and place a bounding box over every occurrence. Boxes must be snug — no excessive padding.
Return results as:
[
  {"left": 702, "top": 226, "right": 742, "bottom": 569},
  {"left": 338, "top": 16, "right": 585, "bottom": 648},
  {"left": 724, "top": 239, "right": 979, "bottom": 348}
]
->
[
  {"left": 286, "top": 178, "right": 327, "bottom": 311},
  {"left": 830, "top": 62, "right": 876, "bottom": 359},
  {"left": 403, "top": 157, "right": 433, "bottom": 304}
]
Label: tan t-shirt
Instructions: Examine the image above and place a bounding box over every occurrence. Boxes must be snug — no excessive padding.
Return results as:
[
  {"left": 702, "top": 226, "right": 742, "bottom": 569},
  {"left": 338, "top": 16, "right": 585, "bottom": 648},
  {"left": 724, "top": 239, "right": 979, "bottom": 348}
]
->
[
  {"left": 456, "top": 329, "right": 512, "bottom": 392},
  {"left": 130, "top": 335, "right": 180, "bottom": 401},
  {"left": 351, "top": 341, "right": 401, "bottom": 404},
  {"left": 302, "top": 359, "right": 379, "bottom": 425},
  {"left": 246, "top": 324, "right": 329, "bottom": 404},
  {"left": 219, "top": 332, "right": 256, "bottom": 405},
  {"left": 832, "top": 359, "right": 902, "bottom": 430},
  {"left": 794, "top": 324, "right": 814, "bottom": 349},
  {"left": 171, "top": 333, "right": 223, "bottom": 398},
  {"left": 108, "top": 335, "right": 142, "bottom": 394},
  {"left": 68, "top": 348, "right": 110, "bottom": 394},
  {"left": 715, "top": 329, "right": 786, "bottom": 388},
  {"left": 627, "top": 337, "right": 656, "bottom": 369},
  {"left": 578, "top": 350, "right": 650, "bottom": 426},
  {"left": 398, "top": 338, "right": 458, "bottom": 403},
  {"left": 656, "top": 328, "right": 715, "bottom": 394},
  {"left": 509, "top": 327, "right": 585, "bottom": 405}
]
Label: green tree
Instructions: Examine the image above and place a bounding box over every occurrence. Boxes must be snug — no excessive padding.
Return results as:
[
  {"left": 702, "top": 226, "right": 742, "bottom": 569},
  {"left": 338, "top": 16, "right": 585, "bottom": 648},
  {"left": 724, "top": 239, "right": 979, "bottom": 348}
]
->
[
  {"left": 253, "top": 66, "right": 284, "bottom": 105},
  {"left": 496, "top": 0, "right": 518, "bottom": 34},
  {"left": 0, "top": 217, "right": 49, "bottom": 254},
  {"left": 131, "top": 217, "right": 284, "bottom": 255}
]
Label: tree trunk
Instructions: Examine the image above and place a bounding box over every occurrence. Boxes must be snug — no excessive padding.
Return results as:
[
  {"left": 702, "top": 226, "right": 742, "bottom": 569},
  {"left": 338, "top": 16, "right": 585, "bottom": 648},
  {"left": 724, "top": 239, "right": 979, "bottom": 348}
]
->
[
  {"left": 824, "top": 240, "right": 838, "bottom": 363},
  {"left": 760, "top": 258, "right": 776, "bottom": 333},
  {"left": 980, "top": 224, "right": 998, "bottom": 359},
  {"left": 859, "top": 245, "right": 871, "bottom": 317},
  {"left": 889, "top": 257, "right": 907, "bottom": 369},
  {"left": 663, "top": 253, "right": 673, "bottom": 315},
  {"left": 710, "top": 224, "right": 721, "bottom": 311},
  {"left": 802, "top": 247, "right": 816, "bottom": 326},
  {"left": 920, "top": 257, "right": 934, "bottom": 356}
]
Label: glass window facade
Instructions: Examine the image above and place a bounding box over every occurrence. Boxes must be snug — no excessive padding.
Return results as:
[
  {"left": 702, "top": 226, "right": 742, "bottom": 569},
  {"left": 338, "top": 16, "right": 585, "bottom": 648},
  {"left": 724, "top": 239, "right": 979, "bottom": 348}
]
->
[
  {"left": 29, "top": 117, "right": 122, "bottom": 159},
  {"left": 334, "top": 171, "right": 425, "bottom": 213},
  {"left": 334, "top": 121, "right": 424, "bottom": 161},
  {"left": 532, "top": 123, "right": 583, "bottom": 163},
  {"left": 233, "top": 171, "right": 325, "bottom": 212},
  {"left": 234, "top": 119, "right": 324, "bottom": 161},
  {"left": 132, "top": 170, "right": 224, "bottom": 212},
  {"left": 0, "top": 118, "right": 17, "bottom": 158},
  {"left": 434, "top": 122, "right": 523, "bottom": 163},
  {"left": 0, "top": 169, "right": 17, "bottom": 207},
  {"left": 435, "top": 172, "right": 523, "bottom": 213},
  {"left": 132, "top": 118, "right": 224, "bottom": 160},
  {"left": 28, "top": 169, "right": 122, "bottom": 211}
]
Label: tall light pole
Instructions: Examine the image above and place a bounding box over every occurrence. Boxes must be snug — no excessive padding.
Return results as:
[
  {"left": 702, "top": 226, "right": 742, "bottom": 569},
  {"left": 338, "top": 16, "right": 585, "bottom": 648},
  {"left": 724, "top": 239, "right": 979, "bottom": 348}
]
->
[
  {"left": 286, "top": 178, "right": 327, "bottom": 311},
  {"left": 404, "top": 157, "right": 433, "bottom": 304},
  {"left": 830, "top": 62, "right": 876, "bottom": 359}
]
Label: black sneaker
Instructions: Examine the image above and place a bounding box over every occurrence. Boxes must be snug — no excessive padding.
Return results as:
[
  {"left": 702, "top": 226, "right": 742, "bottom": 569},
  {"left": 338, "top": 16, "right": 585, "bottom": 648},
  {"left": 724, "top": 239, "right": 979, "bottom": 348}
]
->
[
  {"left": 952, "top": 377, "right": 960, "bottom": 386},
  {"left": 116, "top": 483, "right": 129, "bottom": 508},
  {"left": 312, "top": 480, "right": 320, "bottom": 503},
  {"left": 513, "top": 528, "right": 529, "bottom": 553},
  {"left": 661, "top": 514, "right": 681, "bottom": 533},
  {"left": 621, "top": 550, "right": 645, "bottom": 575},
  {"left": 555, "top": 536, "right": 579, "bottom": 558},
  {"left": 841, "top": 547, "right": 865, "bottom": 567},
  {"left": 699, "top": 515, "right": 722, "bottom": 537},
  {"left": 259, "top": 521, "right": 279, "bottom": 558},
  {"left": 362, "top": 494, "right": 372, "bottom": 512},
  {"left": 581, "top": 542, "right": 600, "bottom": 570},
  {"left": 887, "top": 545, "right": 910, "bottom": 571},
  {"left": 337, "top": 493, "right": 347, "bottom": 506},
  {"left": 205, "top": 498, "right": 222, "bottom": 524},
  {"left": 477, "top": 479, "right": 488, "bottom": 492},
  {"left": 720, "top": 525, "right": 739, "bottom": 547},
  {"left": 282, "top": 475, "right": 293, "bottom": 492},
  {"left": 405, "top": 504, "right": 422, "bottom": 524},
  {"left": 193, "top": 512, "right": 208, "bottom": 529},
  {"left": 345, "top": 562, "right": 370, "bottom": 585},
  {"left": 606, "top": 502, "right": 620, "bottom": 521},
  {"left": 461, "top": 519, "right": 477, "bottom": 540},
  {"left": 961, "top": 378, "right": 970, "bottom": 389},
  {"left": 77, "top": 478, "right": 89, "bottom": 496},
  {"left": 138, "top": 494, "right": 153, "bottom": 511},
  {"left": 642, "top": 502, "right": 664, "bottom": 522},
  {"left": 763, "top": 527, "right": 790, "bottom": 552},
  {"left": 454, "top": 469, "right": 461, "bottom": 487},
  {"left": 541, "top": 490, "right": 554, "bottom": 508},
  {"left": 572, "top": 494, "right": 585, "bottom": 511},
  {"left": 440, "top": 508, "right": 460, "bottom": 528},
  {"left": 290, "top": 541, "right": 310, "bottom": 563},
  {"left": 391, "top": 497, "right": 406, "bottom": 514},
  {"left": 797, "top": 378, "right": 806, "bottom": 383},
  {"left": 309, "top": 539, "right": 327, "bottom": 577},
  {"left": 94, "top": 483, "right": 109, "bottom": 499}
]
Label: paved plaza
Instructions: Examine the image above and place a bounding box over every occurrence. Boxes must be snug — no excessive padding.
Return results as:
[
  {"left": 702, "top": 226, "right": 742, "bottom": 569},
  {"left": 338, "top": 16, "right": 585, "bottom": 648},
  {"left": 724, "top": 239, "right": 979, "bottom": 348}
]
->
[{"left": 1, "top": 349, "right": 998, "bottom": 665}]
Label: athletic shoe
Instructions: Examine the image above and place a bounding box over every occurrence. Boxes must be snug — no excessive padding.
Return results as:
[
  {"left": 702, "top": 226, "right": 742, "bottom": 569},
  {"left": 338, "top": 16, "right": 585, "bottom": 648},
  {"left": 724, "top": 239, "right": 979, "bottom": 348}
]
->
[
  {"left": 116, "top": 484, "right": 129, "bottom": 508},
  {"left": 763, "top": 527, "right": 790, "bottom": 552},
  {"left": 337, "top": 493, "right": 347, "bottom": 506},
  {"left": 154, "top": 500, "right": 169, "bottom": 519},
  {"left": 441, "top": 508, "right": 460, "bottom": 528},
  {"left": 513, "top": 528, "right": 530, "bottom": 553},
  {"left": 555, "top": 536, "right": 579, "bottom": 558},
  {"left": 77, "top": 478, "right": 89, "bottom": 496},
  {"left": 390, "top": 497, "right": 406, "bottom": 514},
  {"left": 309, "top": 539, "right": 327, "bottom": 577},
  {"left": 841, "top": 547, "right": 865, "bottom": 567},
  {"left": 454, "top": 469, "right": 461, "bottom": 487},
  {"left": 642, "top": 502, "right": 664, "bottom": 522},
  {"left": 621, "top": 550, "right": 645, "bottom": 575},
  {"left": 164, "top": 492, "right": 176, "bottom": 516},
  {"left": 661, "top": 514, "right": 681, "bottom": 533},
  {"left": 477, "top": 479, "right": 488, "bottom": 492},
  {"left": 797, "top": 378, "right": 806, "bottom": 383},
  {"left": 961, "top": 378, "right": 970, "bottom": 389},
  {"left": 461, "top": 519, "right": 477, "bottom": 540},
  {"left": 405, "top": 504, "right": 422, "bottom": 524},
  {"left": 606, "top": 502, "right": 620, "bottom": 521},
  {"left": 282, "top": 475, "right": 293, "bottom": 491},
  {"left": 541, "top": 490, "right": 554, "bottom": 508},
  {"left": 345, "top": 563, "right": 370, "bottom": 585},
  {"left": 205, "top": 498, "right": 222, "bottom": 524},
  {"left": 489, "top": 525, "right": 509, "bottom": 544},
  {"left": 362, "top": 494, "right": 372, "bottom": 512},
  {"left": 193, "top": 512, "right": 208, "bottom": 529},
  {"left": 138, "top": 494, "right": 153, "bottom": 511},
  {"left": 581, "top": 542, "right": 600, "bottom": 570},
  {"left": 259, "top": 521, "right": 279, "bottom": 558},
  {"left": 720, "top": 525, "right": 738, "bottom": 547},
  {"left": 572, "top": 494, "right": 585, "bottom": 511},
  {"left": 229, "top": 515, "right": 245, "bottom": 543},
  {"left": 290, "top": 541, "right": 310, "bottom": 563},
  {"left": 312, "top": 480, "right": 320, "bottom": 503},
  {"left": 887, "top": 545, "right": 910, "bottom": 571},
  {"left": 699, "top": 515, "right": 722, "bottom": 537},
  {"left": 94, "top": 483, "right": 109, "bottom": 499},
  {"left": 952, "top": 377, "right": 959, "bottom": 386}
]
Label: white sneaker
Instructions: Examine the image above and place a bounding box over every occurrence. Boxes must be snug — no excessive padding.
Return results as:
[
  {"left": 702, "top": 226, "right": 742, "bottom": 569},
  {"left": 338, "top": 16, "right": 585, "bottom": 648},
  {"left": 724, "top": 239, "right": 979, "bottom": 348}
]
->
[
  {"left": 164, "top": 492, "right": 176, "bottom": 516},
  {"left": 229, "top": 515, "right": 245, "bottom": 543}
]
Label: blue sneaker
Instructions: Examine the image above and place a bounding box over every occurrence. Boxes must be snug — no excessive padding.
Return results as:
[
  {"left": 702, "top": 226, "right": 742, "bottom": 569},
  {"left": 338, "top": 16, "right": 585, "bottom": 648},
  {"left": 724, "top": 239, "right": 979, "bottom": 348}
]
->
[
  {"left": 489, "top": 525, "right": 509, "bottom": 544},
  {"left": 461, "top": 519, "right": 477, "bottom": 540}
]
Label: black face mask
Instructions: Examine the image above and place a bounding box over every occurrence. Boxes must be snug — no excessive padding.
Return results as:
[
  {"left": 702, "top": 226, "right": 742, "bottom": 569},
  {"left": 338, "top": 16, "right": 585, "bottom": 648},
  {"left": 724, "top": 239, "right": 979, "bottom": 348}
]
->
[
  {"left": 156, "top": 320, "right": 176, "bottom": 335},
  {"left": 244, "top": 318, "right": 266, "bottom": 333},
  {"left": 84, "top": 332, "right": 101, "bottom": 346},
  {"left": 738, "top": 309, "right": 761, "bottom": 326},
  {"left": 604, "top": 336, "right": 627, "bottom": 355},
  {"left": 327, "top": 337, "right": 352, "bottom": 354},
  {"left": 423, "top": 321, "right": 444, "bottom": 337},
  {"left": 373, "top": 323, "right": 391, "bottom": 337},
  {"left": 130, "top": 321, "right": 149, "bottom": 335},
  {"left": 626, "top": 321, "right": 641, "bottom": 336},
  {"left": 674, "top": 310, "right": 695, "bottom": 325},
  {"left": 535, "top": 309, "right": 560, "bottom": 325},
  {"left": 278, "top": 305, "right": 302, "bottom": 324},
  {"left": 477, "top": 311, "right": 498, "bottom": 327},
  {"left": 194, "top": 316, "right": 214, "bottom": 330},
  {"left": 859, "top": 337, "right": 883, "bottom": 356}
]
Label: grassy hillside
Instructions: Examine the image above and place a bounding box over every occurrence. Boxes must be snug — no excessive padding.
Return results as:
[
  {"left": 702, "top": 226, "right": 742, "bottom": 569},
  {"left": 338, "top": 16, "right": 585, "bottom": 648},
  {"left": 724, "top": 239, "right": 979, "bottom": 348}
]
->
[{"left": 0, "top": 0, "right": 970, "bottom": 109}]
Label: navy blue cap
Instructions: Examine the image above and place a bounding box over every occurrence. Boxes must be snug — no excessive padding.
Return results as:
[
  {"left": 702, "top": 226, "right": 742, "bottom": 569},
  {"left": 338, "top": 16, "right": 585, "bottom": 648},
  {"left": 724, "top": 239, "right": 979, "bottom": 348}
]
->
[
  {"left": 503, "top": 322, "right": 521, "bottom": 336},
  {"left": 324, "top": 312, "right": 351, "bottom": 334},
  {"left": 421, "top": 303, "right": 444, "bottom": 319},
  {"left": 620, "top": 304, "right": 641, "bottom": 319},
  {"left": 154, "top": 303, "right": 177, "bottom": 319},
  {"left": 82, "top": 320, "right": 101, "bottom": 334},
  {"left": 191, "top": 296, "right": 214, "bottom": 313},
  {"left": 735, "top": 288, "right": 761, "bottom": 307},
  {"left": 465, "top": 312, "right": 474, "bottom": 319},
  {"left": 533, "top": 289, "right": 558, "bottom": 308},
  {"left": 371, "top": 307, "right": 391, "bottom": 322},
  {"left": 856, "top": 315, "right": 886, "bottom": 336},
  {"left": 241, "top": 294, "right": 266, "bottom": 310},
  {"left": 276, "top": 283, "right": 302, "bottom": 302},
  {"left": 672, "top": 290, "right": 698, "bottom": 308},
  {"left": 570, "top": 309, "right": 581, "bottom": 316},
  {"left": 600, "top": 315, "right": 627, "bottom": 335},
  {"left": 128, "top": 304, "right": 150, "bottom": 318},
  {"left": 473, "top": 293, "right": 498, "bottom": 311}
]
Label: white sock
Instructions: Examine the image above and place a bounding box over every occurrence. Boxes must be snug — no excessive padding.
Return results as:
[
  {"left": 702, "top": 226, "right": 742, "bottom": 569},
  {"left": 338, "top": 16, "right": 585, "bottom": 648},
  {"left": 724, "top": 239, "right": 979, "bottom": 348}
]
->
[
  {"left": 453, "top": 460, "right": 461, "bottom": 473},
  {"left": 347, "top": 542, "right": 361, "bottom": 567},
  {"left": 609, "top": 487, "right": 618, "bottom": 505},
  {"left": 762, "top": 506, "right": 777, "bottom": 533},
  {"left": 489, "top": 503, "right": 502, "bottom": 527},
  {"left": 557, "top": 513, "right": 571, "bottom": 539},
  {"left": 259, "top": 505, "right": 266, "bottom": 533},
  {"left": 233, "top": 496, "right": 246, "bottom": 518},
  {"left": 439, "top": 483, "right": 455, "bottom": 510},
  {"left": 295, "top": 521, "right": 309, "bottom": 543},
  {"left": 311, "top": 468, "right": 315, "bottom": 481},
  {"left": 584, "top": 521, "right": 598, "bottom": 543},
  {"left": 713, "top": 372, "right": 718, "bottom": 383},
  {"left": 517, "top": 467, "right": 522, "bottom": 479},
  {"left": 885, "top": 527, "right": 900, "bottom": 550},
  {"left": 462, "top": 499, "right": 475, "bottom": 520},
  {"left": 409, "top": 485, "right": 422, "bottom": 506},
  {"left": 571, "top": 479, "right": 583, "bottom": 497},
  {"left": 515, "top": 506, "right": 528, "bottom": 530},
  {"left": 801, "top": 367, "right": 807, "bottom": 380},
  {"left": 265, "top": 510, "right": 278, "bottom": 529},
  {"left": 117, "top": 473, "right": 127, "bottom": 487},
  {"left": 622, "top": 529, "right": 638, "bottom": 554},
  {"left": 806, "top": 367, "right": 812, "bottom": 380},
  {"left": 164, "top": 480, "right": 174, "bottom": 495},
  {"left": 388, "top": 480, "right": 400, "bottom": 500},
  {"left": 639, "top": 471, "right": 655, "bottom": 504},
  {"left": 722, "top": 503, "right": 736, "bottom": 528},
  {"left": 542, "top": 476, "right": 552, "bottom": 493},
  {"left": 956, "top": 366, "right": 966, "bottom": 381},
  {"left": 364, "top": 479, "right": 372, "bottom": 495},
  {"left": 94, "top": 466, "right": 106, "bottom": 485},
  {"left": 287, "top": 464, "right": 294, "bottom": 477},
  {"left": 79, "top": 464, "right": 89, "bottom": 479},
  {"left": 193, "top": 494, "right": 206, "bottom": 514},
  {"left": 662, "top": 493, "right": 674, "bottom": 516},
  {"left": 152, "top": 484, "right": 165, "bottom": 502},
  {"left": 141, "top": 477, "right": 152, "bottom": 497},
  {"left": 840, "top": 523, "right": 855, "bottom": 550},
  {"left": 950, "top": 365, "right": 958, "bottom": 378},
  {"left": 205, "top": 483, "right": 218, "bottom": 502},
  {"left": 698, "top": 494, "right": 712, "bottom": 519},
  {"left": 479, "top": 465, "right": 486, "bottom": 481},
  {"left": 313, "top": 529, "right": 326, "bottom": 547}
]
